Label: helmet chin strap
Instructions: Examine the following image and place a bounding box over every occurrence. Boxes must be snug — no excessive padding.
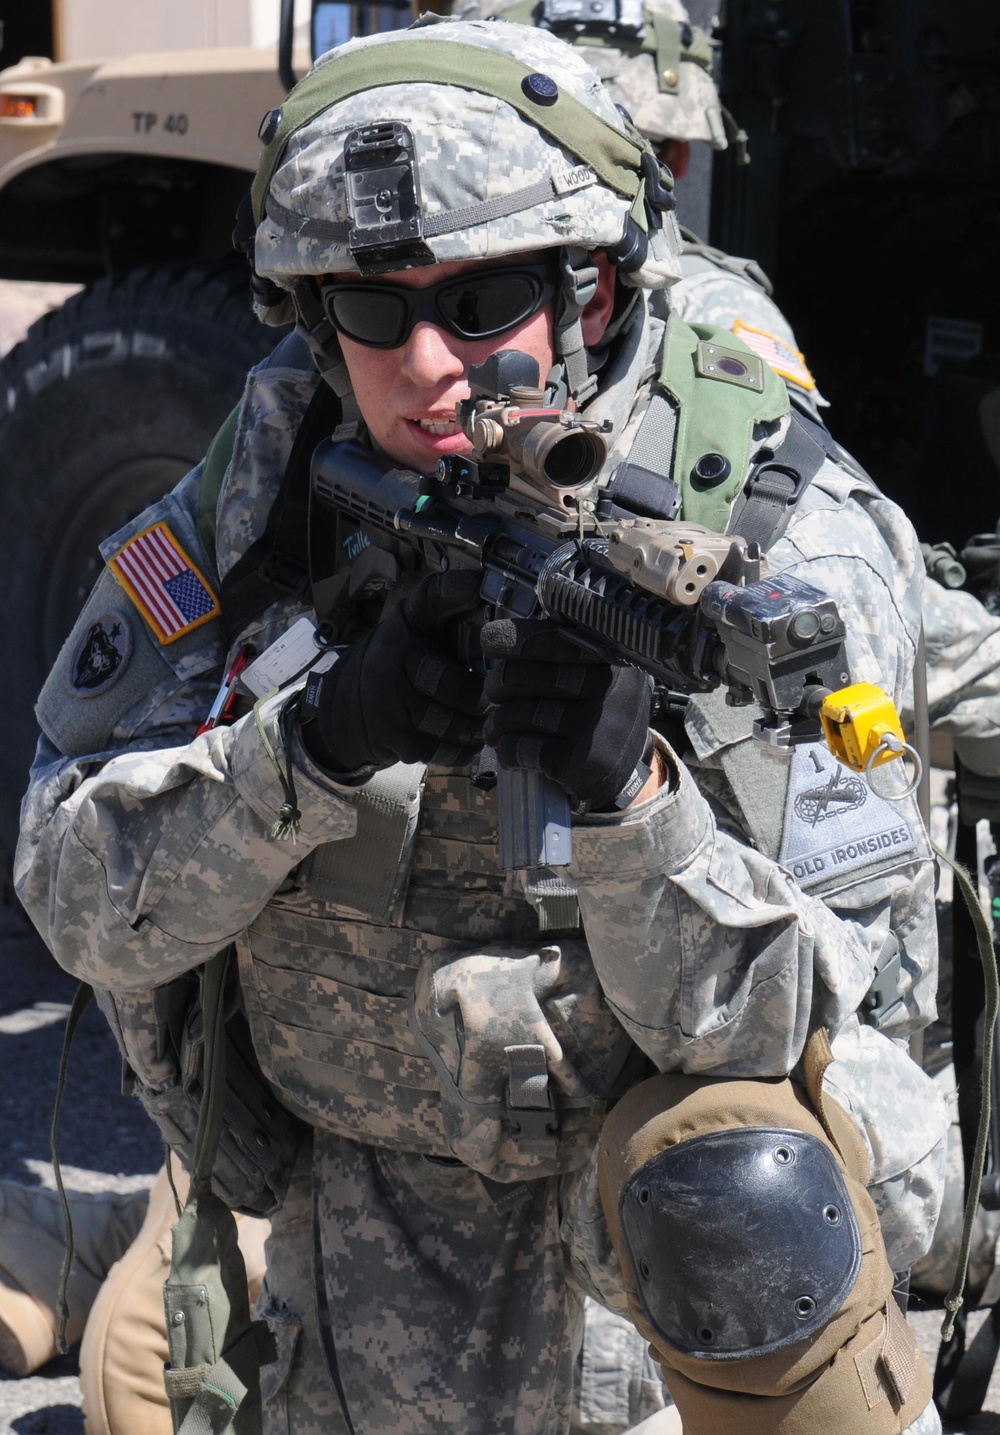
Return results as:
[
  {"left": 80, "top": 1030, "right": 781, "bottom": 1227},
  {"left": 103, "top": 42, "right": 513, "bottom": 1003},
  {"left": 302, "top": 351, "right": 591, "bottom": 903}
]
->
[
  {"left": 556, "top": 246, "right": 601, "bottom": 405},
  {"left": 291, "top": 279, "right": 362, "bottom": 422}
]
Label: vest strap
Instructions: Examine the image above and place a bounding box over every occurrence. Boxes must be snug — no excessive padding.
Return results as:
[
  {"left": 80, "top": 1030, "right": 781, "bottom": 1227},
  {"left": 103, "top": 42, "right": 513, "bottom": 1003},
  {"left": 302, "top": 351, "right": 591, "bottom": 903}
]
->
[
  {"left": 727, "top": 410, "right": 831, "bottom": 550},
  {"left": 218, "top": 378, "right": 342, "bottom": 647}
]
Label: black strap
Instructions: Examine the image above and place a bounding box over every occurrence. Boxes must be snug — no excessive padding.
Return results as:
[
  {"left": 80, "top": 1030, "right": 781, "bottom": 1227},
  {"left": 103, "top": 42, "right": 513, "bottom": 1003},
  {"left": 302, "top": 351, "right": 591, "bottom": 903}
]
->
[
  {"left": 727, "top": 409, "right": 830, "bottom": 552},
  {"left": 219, "top": 377, "right": 342, "bottom": 646},
  {"left": 51, "top": 982, "right": 95, "bottom": 1352},
  {"left": 787, "top": 401, "right": 841, "bottom": 462}
]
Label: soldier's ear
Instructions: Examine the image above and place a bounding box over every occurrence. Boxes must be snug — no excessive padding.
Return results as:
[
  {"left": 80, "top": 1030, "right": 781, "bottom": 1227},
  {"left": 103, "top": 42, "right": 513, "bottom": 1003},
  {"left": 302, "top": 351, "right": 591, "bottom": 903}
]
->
[
  {"left": 580, "top": 252, "right": 617, "bottom": 346},
  {"left": 659, "top": 139, "right": 690, "bottom": 179}
]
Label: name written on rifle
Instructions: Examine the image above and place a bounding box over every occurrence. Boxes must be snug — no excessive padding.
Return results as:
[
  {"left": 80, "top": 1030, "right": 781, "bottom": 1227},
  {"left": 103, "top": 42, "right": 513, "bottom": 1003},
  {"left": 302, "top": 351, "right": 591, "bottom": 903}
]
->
[{"left": 343, "top": 529, "right": 371, "bottom": 561}]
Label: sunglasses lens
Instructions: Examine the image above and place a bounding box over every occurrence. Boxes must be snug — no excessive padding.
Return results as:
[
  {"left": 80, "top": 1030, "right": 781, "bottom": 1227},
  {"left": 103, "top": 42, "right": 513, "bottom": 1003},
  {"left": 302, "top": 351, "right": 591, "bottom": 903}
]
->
[
  {"left": 438, "top": 273, "right": 542, "bottom": 338},
  {"left": 326, "top": 287, "right": 409, "bottom": 347}
]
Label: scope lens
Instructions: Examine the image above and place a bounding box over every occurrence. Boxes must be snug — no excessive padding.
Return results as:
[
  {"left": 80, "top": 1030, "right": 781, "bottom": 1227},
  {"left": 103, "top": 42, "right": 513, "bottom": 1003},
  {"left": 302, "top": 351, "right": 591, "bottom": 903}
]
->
[
  {"left": 543, "top": 432, "right": 605, "bottom": 487},
  {"left": 789, "top": 611, "right": 821, "bottom": 644}
]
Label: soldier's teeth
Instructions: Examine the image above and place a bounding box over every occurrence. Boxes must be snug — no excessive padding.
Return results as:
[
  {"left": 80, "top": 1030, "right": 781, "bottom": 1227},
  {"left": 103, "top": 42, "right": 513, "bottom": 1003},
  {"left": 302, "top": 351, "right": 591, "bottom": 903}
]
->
[{"left": 417, "top": 419, "right": 460, "bottom": 435}]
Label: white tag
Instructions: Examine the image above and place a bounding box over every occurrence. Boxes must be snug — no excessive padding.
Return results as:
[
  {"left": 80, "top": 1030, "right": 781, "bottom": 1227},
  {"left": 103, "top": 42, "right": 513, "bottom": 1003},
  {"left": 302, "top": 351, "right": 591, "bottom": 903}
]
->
[
  {"left": 553, "top": 164, "right": 597, "bottom": 196},
  {"left": 778, "top": 744, "right": 915, "bottom": 893},
  {"left": 240, "top": 617, "right": 338, "bottom": 698}
]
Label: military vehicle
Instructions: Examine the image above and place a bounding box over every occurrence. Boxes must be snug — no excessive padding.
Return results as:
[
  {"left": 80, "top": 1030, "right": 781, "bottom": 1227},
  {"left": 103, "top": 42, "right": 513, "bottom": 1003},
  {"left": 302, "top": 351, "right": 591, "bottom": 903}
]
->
[
  {"left": 0, "top": 0, "right": 996, "bottom": 884},
  {"left": 0, "top": 0, "right": 411, "bottom": 878}
]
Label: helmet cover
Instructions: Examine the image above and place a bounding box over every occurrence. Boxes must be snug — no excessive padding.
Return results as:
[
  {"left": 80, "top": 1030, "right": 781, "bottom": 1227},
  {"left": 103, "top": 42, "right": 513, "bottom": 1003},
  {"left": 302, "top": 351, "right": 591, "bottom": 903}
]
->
[
  {"left": 457, "top": 0, "right": 727, "bottom": 147},
  {"left": 252, "top": 19, "right": 682, "bottom": 291}
]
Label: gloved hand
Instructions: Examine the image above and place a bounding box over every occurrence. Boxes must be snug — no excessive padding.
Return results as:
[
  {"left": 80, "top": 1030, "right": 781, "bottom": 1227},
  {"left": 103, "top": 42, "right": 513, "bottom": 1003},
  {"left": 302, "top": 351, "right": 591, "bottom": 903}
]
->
[
  {"left": 300, "top": 570, "right": 487, "bottom": 775},
  {"left": 481, "top": 618, "right": 653, "bottom": 809}
]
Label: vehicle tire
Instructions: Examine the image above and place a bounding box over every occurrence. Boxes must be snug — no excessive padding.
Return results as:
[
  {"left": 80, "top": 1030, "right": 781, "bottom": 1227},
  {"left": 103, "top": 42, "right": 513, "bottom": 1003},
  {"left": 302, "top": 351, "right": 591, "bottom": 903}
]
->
[{"left": 0, "top": 259, "right": 288, "bottom": 895}]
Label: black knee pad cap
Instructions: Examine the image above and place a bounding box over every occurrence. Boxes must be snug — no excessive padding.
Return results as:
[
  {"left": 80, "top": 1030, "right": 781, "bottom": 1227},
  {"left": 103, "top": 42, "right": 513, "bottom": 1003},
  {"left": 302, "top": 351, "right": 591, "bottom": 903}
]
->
[{"left": 619, "top": 1126, "right": 862, "bottom": 1360}]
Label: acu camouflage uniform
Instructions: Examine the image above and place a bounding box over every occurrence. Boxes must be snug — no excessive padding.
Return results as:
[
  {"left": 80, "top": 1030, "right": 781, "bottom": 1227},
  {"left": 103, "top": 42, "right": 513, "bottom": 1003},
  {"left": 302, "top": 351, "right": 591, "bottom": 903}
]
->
[
  {"left": 666, "top": 234, "right": 1000, "bottom": 779},
  {"left": 454, "top": 0, "right": 728, "bottom": 150},
  {"left": 16, "top": 20, "right": 946, "bottom": 1435}
]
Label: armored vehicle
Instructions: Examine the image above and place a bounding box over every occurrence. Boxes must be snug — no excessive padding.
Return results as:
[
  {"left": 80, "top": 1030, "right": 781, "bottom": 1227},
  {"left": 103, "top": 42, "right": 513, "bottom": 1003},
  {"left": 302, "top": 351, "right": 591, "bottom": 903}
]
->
[{"left": 0, "top": 0, "right": 410, "bottom": 877}]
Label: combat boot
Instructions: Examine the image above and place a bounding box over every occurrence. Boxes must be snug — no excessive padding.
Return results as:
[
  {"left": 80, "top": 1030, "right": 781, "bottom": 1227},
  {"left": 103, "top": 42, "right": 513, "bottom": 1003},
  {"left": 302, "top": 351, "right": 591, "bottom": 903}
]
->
[{"left": 0, "top": 1179, "right": 147, "bottom": 1375}]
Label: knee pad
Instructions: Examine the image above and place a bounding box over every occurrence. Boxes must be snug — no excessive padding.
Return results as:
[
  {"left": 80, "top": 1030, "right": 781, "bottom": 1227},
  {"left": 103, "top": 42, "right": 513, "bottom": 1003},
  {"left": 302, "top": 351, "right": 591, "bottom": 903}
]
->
[
  {"left": 618, "top": 1124, "right": 862, "bottom": 1358},
  {"left": 598, "top": 1068, "right": 932, "bottom": 1435}
]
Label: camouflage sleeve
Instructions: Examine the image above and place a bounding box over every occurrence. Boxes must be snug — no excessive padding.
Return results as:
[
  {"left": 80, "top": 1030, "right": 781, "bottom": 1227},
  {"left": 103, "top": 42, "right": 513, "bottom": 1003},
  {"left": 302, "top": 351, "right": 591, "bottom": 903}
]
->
[
  {"left": 15, "top": 692, "right": 362, "bottom": 993},
  {"left": 922, "top": 576, "right": 1000, "bottom": 776},
  {"left": 671, "top": 258, "right": 825, "bottom": 414},
  {"left": 13, "top": 354, "right": 369, "bottom": 992},
  {"left": 567, "top": 760, "right": 930, "bottom": 1072},
  {"left": 566, "top": 463, "right": 934, "bottom": 1079}
]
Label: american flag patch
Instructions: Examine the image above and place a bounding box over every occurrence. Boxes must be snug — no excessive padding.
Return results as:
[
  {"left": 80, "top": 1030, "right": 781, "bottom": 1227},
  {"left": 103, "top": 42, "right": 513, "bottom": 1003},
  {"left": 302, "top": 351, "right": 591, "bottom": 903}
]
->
[
  {"left": 732, "top": 321, "right": 816, "bottom": 392},
  {"left": 109, "top": 523, "right": 220, "bottom": 645}
]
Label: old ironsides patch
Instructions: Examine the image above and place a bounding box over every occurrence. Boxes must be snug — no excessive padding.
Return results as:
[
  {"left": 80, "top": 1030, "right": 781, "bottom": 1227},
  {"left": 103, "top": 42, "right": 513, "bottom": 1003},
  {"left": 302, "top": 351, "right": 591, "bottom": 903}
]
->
[
  {"left": 68, "top": 611, "right": 133, "bottom": 698},
  {"left": 779, "top": 743, "right": 915, "bottom": 892}
]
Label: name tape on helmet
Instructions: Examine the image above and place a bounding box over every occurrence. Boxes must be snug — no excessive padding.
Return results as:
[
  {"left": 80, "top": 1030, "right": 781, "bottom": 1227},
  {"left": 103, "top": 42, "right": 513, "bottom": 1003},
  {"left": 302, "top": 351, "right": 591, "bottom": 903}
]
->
[{"left": 553, "top": 164, "right": 598, "bottom": 195}]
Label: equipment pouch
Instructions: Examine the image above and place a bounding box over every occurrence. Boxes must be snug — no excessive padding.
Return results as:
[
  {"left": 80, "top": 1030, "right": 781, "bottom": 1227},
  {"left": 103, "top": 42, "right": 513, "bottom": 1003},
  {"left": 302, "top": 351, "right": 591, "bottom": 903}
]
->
[
  {"left": 164, "top": 1187, "right": 276, "bottom": 1435},
  {"left": 409, "top": 937, "right": 640, "bottom": 1181},
  {"left": 95, "top": 967, "right": 304, "bottom": 1217}
]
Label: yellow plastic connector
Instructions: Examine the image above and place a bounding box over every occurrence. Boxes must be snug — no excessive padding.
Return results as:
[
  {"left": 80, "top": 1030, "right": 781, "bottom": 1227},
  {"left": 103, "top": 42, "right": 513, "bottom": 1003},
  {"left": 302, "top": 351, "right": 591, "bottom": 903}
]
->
[{"left": 819, "top": 682, "right": 906, "bottom": 773}]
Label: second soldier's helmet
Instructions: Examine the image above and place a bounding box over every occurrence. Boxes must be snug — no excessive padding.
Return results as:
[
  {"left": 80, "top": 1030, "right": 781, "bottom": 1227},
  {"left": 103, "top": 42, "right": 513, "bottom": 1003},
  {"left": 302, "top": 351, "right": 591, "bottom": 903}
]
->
[
  {"left": 247, "top": 19, "right": 683, "bottom": 398},
  {"left": 455, "top": 0, "right": 727, "bottom": 149}
]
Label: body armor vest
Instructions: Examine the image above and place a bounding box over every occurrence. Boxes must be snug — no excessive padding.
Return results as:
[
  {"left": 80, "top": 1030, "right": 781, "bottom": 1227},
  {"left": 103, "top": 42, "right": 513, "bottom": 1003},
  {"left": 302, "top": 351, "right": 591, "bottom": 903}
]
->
[{"left": 238, "top": 766, "right": 636, "bottom": 1181}]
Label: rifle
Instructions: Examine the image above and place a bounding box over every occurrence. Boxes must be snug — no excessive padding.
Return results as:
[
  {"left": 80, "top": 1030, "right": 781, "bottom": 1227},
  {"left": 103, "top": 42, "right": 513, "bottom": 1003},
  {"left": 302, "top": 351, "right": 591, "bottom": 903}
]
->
[{"left": 312, "top": 348, "right": 910, "bottom": 868}]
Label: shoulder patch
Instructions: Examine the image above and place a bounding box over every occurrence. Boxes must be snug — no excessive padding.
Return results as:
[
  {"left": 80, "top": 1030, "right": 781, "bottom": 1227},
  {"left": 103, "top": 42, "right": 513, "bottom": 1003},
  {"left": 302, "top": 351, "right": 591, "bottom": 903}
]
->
[
  {"left": 732, "top": 321, "right": 816, "bottom": 392},
  {"left": 779, "top": 744, "right": 916, "bottom": 894},
  {"left": 108, "top": 522, "right": 221, "bottom": 645},
  {"left": 67, "top": 611, "right": 132, "bottom": 697}
]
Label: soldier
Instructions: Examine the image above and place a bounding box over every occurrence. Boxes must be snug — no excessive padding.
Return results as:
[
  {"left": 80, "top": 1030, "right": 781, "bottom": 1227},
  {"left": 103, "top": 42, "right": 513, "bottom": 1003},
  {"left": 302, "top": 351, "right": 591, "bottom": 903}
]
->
[{"left": 16, "top": 17, "right": 947, "bottom": 1435}]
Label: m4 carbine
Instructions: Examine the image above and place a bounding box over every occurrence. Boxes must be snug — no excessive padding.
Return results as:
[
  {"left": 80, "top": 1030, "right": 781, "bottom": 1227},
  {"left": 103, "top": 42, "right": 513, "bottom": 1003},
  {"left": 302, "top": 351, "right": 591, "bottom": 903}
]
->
[{"left": 312, "top": 349, "right": 909, "bottom": 868}]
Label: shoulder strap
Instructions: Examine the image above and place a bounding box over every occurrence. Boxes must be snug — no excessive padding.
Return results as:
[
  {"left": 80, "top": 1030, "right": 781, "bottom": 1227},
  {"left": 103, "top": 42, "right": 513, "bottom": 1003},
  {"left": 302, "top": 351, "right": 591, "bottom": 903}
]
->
[
  {"left": 649, "top": 311, "right": 790, "bottom": 532},
  {"left": 727, "top": 408, "right": 832, "bottom": 551},
  {"left": 218, "top": 376, "right": 342, "bottom": 647},
  {"left": 678, "top": 226, "right": 774, "bottom": 295}
]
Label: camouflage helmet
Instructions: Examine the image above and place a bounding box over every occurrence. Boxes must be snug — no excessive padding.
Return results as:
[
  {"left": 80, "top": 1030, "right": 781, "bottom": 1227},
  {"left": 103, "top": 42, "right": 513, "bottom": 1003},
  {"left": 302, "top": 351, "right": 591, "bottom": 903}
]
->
[
  {"left": 454, "top": 0, "right": 727, "bottom": 148},
  {"left": 250, "top": 18, "right": 682, "bottom": 292}
]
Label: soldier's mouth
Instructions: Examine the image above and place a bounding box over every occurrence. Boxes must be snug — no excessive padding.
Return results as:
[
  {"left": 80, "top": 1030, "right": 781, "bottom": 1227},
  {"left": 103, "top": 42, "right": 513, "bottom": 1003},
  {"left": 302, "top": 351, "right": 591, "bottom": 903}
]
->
[{"left": 414, "top": 418, "right": 462, "bottom": 436}]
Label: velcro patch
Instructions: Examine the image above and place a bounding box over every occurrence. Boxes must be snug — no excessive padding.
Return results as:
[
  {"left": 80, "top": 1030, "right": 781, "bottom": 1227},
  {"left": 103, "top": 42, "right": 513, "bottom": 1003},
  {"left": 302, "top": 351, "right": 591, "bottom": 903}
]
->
[
  {"left": 694, "top": 339, "right": 766, "bottom": 391},
  {"left": 732, "top": 320, "right": 817, "bottom": 391},
  {"left": 553, "top": 164, "right": 597, "bottom": 196},
  {"left": 779, "top": 744, "right": 916, "bottom": 892},
  {"left": 109, "top": 522, "right": 220, "bottom": 645}
]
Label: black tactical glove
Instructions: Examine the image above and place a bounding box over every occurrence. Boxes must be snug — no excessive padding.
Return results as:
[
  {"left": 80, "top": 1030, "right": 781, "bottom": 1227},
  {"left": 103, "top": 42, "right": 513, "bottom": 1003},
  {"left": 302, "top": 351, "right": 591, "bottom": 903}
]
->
[
  {"left": 481, "top": 618, "right": 653, "bottom": 809},
  {"left": 300, "top": 571, "right": 487, "bottom": 776}
]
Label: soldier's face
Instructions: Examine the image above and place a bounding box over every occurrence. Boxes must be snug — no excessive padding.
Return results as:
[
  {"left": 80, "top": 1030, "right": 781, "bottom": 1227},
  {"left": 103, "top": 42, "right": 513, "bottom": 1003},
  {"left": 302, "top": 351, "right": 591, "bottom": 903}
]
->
[{"left": 334, "top": 253, "right": 615, "bottom": 473}]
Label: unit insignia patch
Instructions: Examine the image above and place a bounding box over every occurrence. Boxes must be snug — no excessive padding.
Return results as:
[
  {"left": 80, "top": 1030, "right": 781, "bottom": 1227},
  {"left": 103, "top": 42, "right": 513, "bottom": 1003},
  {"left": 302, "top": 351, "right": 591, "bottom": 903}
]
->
[
  {"left": 68, "top": 611, "right": 132, "bottom": 697},
  {"left": 779, "top": 744, "right": 916, "bottom": 891}
]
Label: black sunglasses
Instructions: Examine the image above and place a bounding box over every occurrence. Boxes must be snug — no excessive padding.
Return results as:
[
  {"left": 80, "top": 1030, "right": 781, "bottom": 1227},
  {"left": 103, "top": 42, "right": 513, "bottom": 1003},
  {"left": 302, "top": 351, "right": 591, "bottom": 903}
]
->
[{"left": 317, "top": 262, "right": 558, "bottom": 350}]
